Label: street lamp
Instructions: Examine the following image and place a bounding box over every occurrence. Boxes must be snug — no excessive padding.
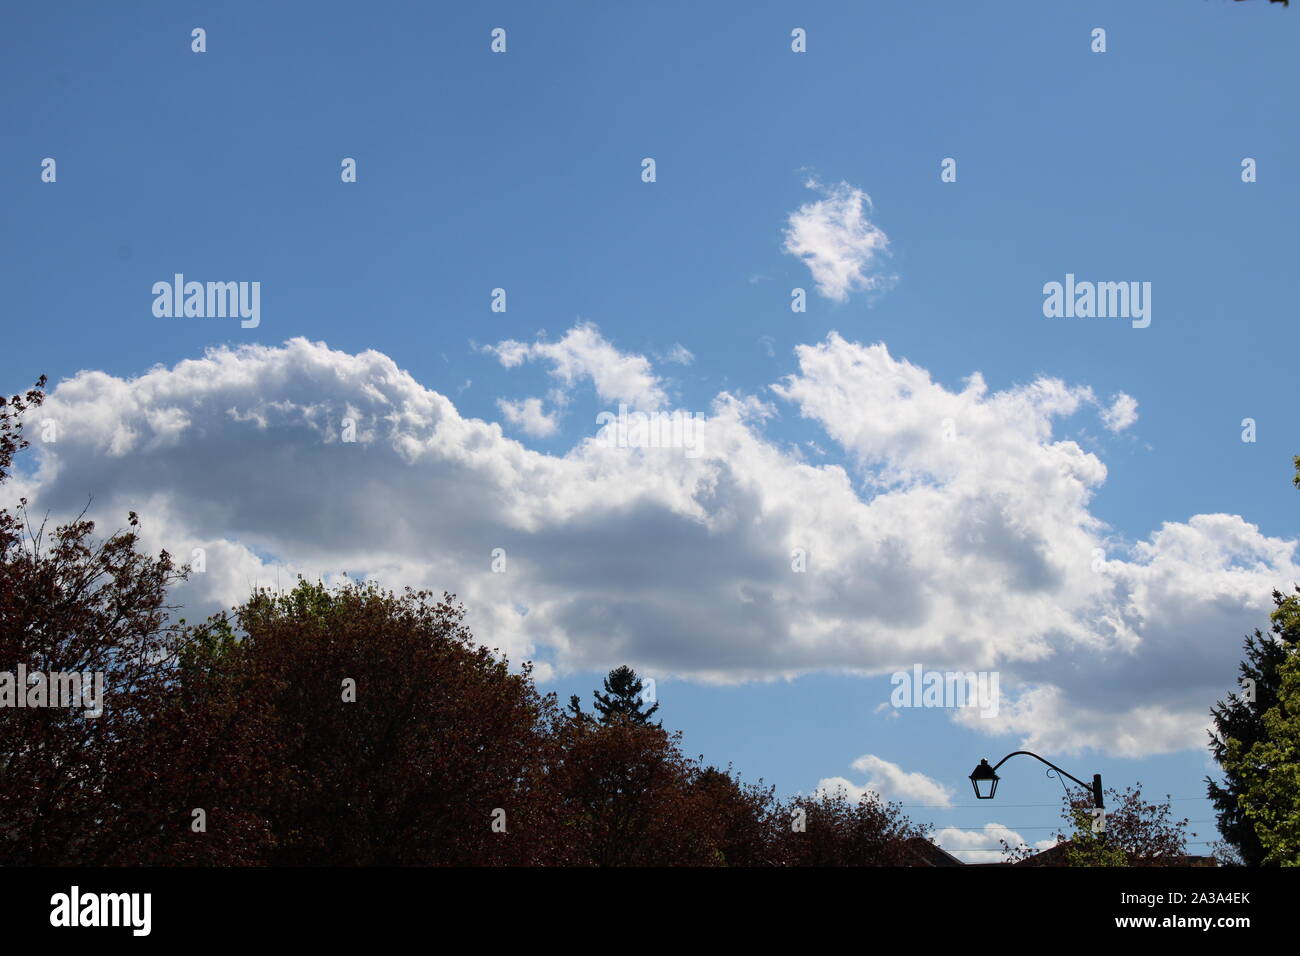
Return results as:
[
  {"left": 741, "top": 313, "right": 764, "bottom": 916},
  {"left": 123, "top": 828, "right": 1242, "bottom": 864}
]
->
[
  {"left": 968, "top": 751, "right": 1103, "bottom": 810},
  {"left": 969, "top": 758, "right": 999, "bottom": 800}
]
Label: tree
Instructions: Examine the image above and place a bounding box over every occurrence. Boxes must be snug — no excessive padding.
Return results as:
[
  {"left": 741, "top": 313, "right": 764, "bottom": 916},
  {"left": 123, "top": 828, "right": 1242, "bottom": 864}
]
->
[
  {"left": 1069, "top": 786, "right": 1192, "bottom": 867},
  {"left": 1221, "top": 648, "right": 1300, "bottom": 865},
  {"left": 586, "top": 664, "right": 660, "bottom": 726},
  {"left": 175, "top": 578, "right": 563, "bottom": 865},
  {"left": 551, "top": 670, "right": 781, "bottom": 865},
  {"left": 0, "top": 377, "right": 191, "bottom": 864},
  {"left": 773, "top": 786, "right": 930, "bottom": 866},
  {"left": 1207, "top": 588, "right": 1300, "bottom": 864},
  {"left": 565, "top": 693, "right": 591, "bottom": 724},
  {"left": 0, "top": 375, "right": 45, "bottom": 483},
  {"left": 1206, "top": 457, "right": 1300, "bottom": 863},
  {"left": 544, "top": 716, "right": 724, "bottom": 865},
  {"left": 1000, "top": 784, "right": 1192, "bottom": 866},
  {"left": 690, "top": 765, "right": 780, "bottom": 866}
]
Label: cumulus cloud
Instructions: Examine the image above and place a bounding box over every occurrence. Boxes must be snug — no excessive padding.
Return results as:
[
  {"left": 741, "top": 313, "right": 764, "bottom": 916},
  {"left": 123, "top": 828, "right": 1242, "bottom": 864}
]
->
[
  {"left": 818, "top": 755, "right": 954, "bottom": 807},
  {"left": 9, "top": 328, "right": 1297, "bottom": 758},
  {"left": 1101, "top": 393, "right": 1138, "bottom": 432},
  {"left": 497, "top": 397, "right": 559, "bottom": 437},
  {"left": 932, "top": 824, "right": 1054, "bottom": 864},
  {"left": 783, "top": 179, "right": 892, "bottom": 302}
]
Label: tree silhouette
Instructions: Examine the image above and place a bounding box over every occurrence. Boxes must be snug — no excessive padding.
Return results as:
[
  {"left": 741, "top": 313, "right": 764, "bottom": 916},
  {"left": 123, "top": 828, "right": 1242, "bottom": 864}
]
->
[
  {"left": 0, "top": 377, "right": 192, "bottom": 864},
  {"left": 590, "top": 665, "right": 660, "bottom": 726},
  {"left": 1000, "top": 784, "right": 1193, "bottom": 866},
  {"left": 773, "top": 787, "right": 929, "bottom": 866},
  {"left": 176, "top": 578, "right": 561, "bottom": 865}
]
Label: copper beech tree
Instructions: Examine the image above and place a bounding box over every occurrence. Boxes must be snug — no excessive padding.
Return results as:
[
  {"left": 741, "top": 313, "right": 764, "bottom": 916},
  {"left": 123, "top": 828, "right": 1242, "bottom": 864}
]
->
[
  {"left": 173, "top": 580, "right": 560, "bottom": 865},
  {"left": 0, "top": 378, "right": 189, "bottom": 864},
  {"left": 174, "top": 589, "right": 789, "bottom": 866},
  {"left": 773, "top": 787, "right": 930, "bottom": 866}
]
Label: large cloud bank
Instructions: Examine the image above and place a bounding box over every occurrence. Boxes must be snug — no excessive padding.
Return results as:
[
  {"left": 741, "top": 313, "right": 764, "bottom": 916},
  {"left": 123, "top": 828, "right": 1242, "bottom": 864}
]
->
[{"left": 10, "top": 328, "right": 1296, "bottom": 757}]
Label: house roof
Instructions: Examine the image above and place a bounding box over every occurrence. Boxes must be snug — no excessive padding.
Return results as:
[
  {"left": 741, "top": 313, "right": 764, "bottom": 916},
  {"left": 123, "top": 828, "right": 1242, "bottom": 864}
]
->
[
  {"left": 903, "top": 837, "right": 1219, "bottom": 867},
  {"left": 902, "top": 837, "right": 966, "bottom": 867}
]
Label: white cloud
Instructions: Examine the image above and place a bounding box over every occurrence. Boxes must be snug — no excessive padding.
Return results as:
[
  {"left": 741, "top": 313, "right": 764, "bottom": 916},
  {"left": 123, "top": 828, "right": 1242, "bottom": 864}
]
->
[
  {"left": 817, "top": 755, "right": 954, "bottom": 807},
  {"left": 663, "top": 344, "right": 694, "bottom": 366},
  {"left": 783, "top": 180, "right": 892, "bottom": 302},
  {"left": 931, "top": 824, "right": 1055, "bottom": 864},
  {"left": 484, "top": 322, "right": 668, "bottom": 410},
  {"left": 1101, "top": 392, "right": 1138, "bottom": 432},
  {"left": 10, "top": 328, "right": 1298, "bottom": 758},
  {"left": 497, "top": 397, "right": 559, "bottom": 437}
]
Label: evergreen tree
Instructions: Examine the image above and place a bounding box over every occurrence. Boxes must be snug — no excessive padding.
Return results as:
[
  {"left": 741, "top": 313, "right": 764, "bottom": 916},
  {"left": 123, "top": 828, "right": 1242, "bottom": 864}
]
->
[
  {"left": 589, "top": 665, "right": 660, "bottom": 726},
  {"left": 1207, "top": 587, "right": 1300, "bottom": 864},
  {"left": 1223, "top": 650, "right": 1300, "bottom": 865},
  {"left": 566, "top": 693, "right": 592, "bottom": 723}
]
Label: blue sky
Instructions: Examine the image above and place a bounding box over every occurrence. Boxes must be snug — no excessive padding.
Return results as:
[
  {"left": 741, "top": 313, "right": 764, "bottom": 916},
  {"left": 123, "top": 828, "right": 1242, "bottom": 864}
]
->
[{"left": 4, "top": 1, "right": 1298, "bottom": 860}]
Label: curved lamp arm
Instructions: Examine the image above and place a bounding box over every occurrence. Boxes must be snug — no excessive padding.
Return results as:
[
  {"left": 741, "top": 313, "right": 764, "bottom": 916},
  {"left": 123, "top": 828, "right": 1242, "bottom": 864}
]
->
[{"left": 989, "top": 751, "right": 1104, "bottom": 808}]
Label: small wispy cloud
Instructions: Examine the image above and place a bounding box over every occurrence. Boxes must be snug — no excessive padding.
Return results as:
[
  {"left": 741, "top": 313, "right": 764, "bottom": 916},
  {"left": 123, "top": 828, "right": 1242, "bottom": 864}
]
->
[
  {"left": 663, "top": 344, "right": 694, "bottom": 365},
  {"left": 484, "top": 322, "right": 668, "bottom": 410},
  {"left": 817, "top": 754, "right": 954, "bottom": 808},
  {"left": 1101, "top": 392, "right": 1138, "bottom": 432},
  {"left": 783, "top": 178, "right": 892, "bottom": 302}
]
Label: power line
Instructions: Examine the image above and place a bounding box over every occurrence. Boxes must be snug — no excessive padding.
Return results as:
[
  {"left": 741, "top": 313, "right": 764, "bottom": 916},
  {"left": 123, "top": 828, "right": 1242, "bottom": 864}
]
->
[
  {"left": 937, "top": 840, "right": 1222, "bottom": 853},
  {"left": 896, "top": 797, "right": 1210, "bottom": 809},
  {"left": 932, "top": 819, "right": 1216, "bottom": 832}
]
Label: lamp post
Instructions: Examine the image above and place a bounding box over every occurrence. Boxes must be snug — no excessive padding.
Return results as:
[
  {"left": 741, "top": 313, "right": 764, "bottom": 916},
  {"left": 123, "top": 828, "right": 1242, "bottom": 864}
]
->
[{"left": 968, "top": 751, "right": 1103, "bottom": 810}]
